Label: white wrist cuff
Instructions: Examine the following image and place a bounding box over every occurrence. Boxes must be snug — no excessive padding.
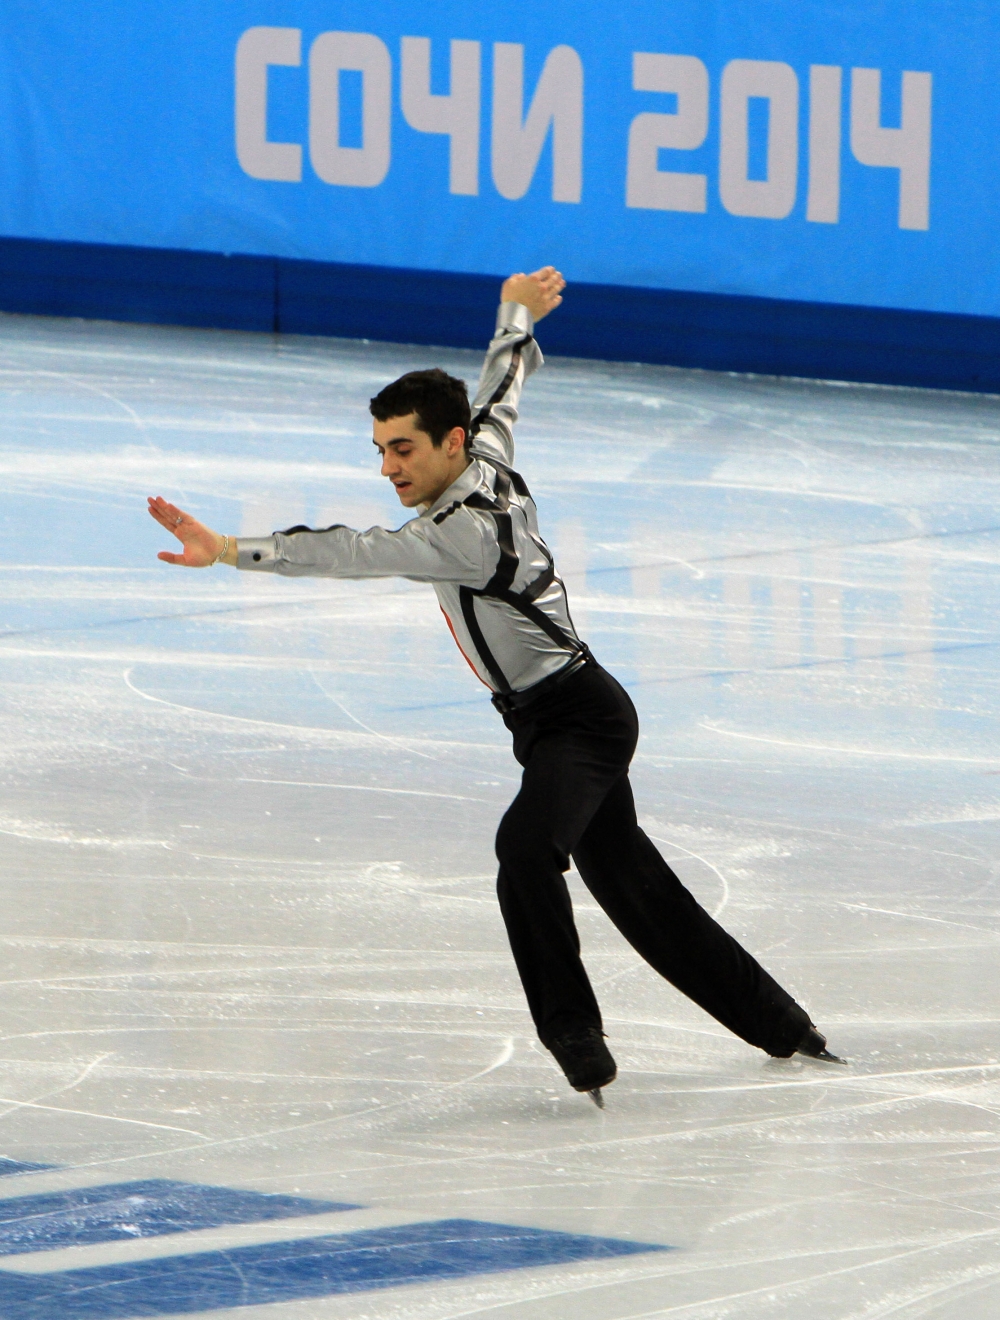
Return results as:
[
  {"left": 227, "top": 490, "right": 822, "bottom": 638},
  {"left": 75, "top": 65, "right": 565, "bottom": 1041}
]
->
[{"left": 496, "top": 301, "right": 535, "bottom": 335}]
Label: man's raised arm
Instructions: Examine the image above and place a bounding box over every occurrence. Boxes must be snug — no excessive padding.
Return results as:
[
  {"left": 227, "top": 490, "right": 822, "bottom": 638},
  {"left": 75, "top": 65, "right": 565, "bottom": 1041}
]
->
[{"left": 468, "top": 266, "right": 565, "bottom": 467}]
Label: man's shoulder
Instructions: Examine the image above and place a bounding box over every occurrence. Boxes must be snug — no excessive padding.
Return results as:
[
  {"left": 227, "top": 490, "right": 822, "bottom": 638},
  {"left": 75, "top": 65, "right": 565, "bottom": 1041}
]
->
[{"left": 467, "top": 450, "right": 532, "bottom": 504}]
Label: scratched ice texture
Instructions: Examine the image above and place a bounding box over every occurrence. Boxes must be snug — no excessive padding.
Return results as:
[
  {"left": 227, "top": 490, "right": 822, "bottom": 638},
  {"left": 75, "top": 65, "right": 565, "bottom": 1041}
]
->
[{"left": 0, "top": 309, "right": 998, "bottom": 1320}]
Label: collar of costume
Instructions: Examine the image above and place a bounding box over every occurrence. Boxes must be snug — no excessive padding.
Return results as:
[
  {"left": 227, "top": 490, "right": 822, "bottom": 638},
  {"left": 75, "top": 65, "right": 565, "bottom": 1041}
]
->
[{"left": 422, "top": 459, "right": 491, "bottom": 519}]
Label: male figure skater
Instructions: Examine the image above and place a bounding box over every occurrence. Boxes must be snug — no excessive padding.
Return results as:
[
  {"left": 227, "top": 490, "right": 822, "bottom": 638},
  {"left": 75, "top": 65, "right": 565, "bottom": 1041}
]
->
[{"left": 148, "top": 265, "right": 843, "bottom": 1106}]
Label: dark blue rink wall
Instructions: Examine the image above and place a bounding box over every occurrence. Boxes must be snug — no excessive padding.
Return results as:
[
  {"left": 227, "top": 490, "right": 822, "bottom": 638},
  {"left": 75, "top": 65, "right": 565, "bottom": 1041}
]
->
[{"left": 1, "top": 236, "right": 998, "bottom": 394}]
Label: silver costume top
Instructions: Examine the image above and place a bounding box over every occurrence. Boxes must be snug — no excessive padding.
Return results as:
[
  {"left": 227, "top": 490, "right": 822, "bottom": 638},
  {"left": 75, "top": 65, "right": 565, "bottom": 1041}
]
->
[{"left": 237, "top": 301, "right": 587, "bottom": 695}]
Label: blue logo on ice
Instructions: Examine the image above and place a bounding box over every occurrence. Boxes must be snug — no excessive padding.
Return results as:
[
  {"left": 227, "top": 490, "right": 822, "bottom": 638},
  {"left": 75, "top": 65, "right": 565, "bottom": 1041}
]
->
[{"left": 0, "top": 1177, "right": 668, "bottom": 1317}]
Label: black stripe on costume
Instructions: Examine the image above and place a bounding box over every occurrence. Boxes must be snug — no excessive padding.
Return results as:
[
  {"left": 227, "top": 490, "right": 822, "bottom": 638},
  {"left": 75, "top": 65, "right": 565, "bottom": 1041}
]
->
[
  {"left": 459, "top": 587, "right": 510, "bottom": 692},
  {"left": 464, "top": 489, "right": 519, "bottom": 596},
  {"left": 464, "top": 469, "right": 511, "bottom": 514},
  {"left": 490, "top": 466, "right": 512, "bottom": 511},
  {"left": 469, "top": 336, "right": 533, "bottom": 439},
  {"left": 278, "top": 523, "right": 347, "bottom": 535},
  {"left": 484, "top": 511, "right": 519, "bottom": 593},
  {"left": 521, "top": 560, "right": 555, "bottom": 603},
  {"left": 480, "top": 336, "right": 532, "bottom": 410},
  {"left": 451, "top": 447, "right": 580, "bottom": 690},
  {"left": 495, "top": 588, "right": 584, "bottom": 653},
  {"left": 476, "top": 453, "right": 531, "bottom": 501},
  {"left": 478, "top": 468, "right": 520, "bottom": 590},
  {"left": 432, "top": 501, "right": 463, "bottom": 525},
  {"left": 507, "top": 467, "right": 531, "bottom": 498}
]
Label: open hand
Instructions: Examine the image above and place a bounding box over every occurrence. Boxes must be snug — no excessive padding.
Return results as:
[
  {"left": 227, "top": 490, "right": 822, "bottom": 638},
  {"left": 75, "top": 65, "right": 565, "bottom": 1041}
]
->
[
  {"left": 147, "top": 496, "right": 225, "bottom": 567},
  {"left": 501, "top": 266, "right": 566, "bottom": 322}
]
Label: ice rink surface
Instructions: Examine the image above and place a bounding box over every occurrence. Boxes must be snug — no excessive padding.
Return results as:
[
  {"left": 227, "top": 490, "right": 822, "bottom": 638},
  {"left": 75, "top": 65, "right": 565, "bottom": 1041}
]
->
[{"left": 0, "top": 310, "right": 999, "bottom": 1319}]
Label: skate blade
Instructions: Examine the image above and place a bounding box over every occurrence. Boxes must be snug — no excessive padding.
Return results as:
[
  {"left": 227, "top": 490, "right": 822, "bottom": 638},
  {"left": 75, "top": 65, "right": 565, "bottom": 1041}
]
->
[
  {"left": 587, "top": 1087, "right": 605, "bottom": 1109},
  {"left": 817, "top": 1049, "right": 848, "bottom": 1065},
  {"left": 800, "top": 1047, "right": 848, "bottom": 1065}
]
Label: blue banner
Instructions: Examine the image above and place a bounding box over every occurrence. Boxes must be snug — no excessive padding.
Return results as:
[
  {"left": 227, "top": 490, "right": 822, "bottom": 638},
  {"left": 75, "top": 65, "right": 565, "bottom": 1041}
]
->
[{"left": 0, "top": 2, "right": 994, "bottom": 316}]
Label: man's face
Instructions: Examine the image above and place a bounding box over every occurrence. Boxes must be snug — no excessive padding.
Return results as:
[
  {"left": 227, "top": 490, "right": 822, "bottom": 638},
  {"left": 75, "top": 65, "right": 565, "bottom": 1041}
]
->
[{"left": 373, "top": 413, "right": 466, "bottom": 508}]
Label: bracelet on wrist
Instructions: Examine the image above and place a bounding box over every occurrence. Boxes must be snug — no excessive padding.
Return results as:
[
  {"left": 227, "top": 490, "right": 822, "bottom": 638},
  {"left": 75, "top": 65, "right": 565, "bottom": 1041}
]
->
[{"left": 211, "top": 534, "right": 230, "bottom": 565}]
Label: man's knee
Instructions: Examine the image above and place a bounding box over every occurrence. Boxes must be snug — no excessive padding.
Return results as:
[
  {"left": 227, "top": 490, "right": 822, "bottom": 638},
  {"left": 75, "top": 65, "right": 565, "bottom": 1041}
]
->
[
  {"left": 495, "top": 808, "right": 564, "bottom": 874},
  {"left": 495, "top": 809, "right": 529, "bottom": 869}
]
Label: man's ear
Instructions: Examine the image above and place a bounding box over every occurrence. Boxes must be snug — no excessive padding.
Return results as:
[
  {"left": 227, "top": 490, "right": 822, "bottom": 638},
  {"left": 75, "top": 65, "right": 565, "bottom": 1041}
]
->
[{"left": 446, "top": 426, "right": 467, "bottom": 457}]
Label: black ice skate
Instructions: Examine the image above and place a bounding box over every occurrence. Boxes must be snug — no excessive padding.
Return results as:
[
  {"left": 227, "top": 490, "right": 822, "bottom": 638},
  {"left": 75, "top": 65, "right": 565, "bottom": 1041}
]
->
[
  {"left": 795, "top": 1024, "right": 847, "bottom": 1065},
  {"left": 548, "top": 1027, "right": 617, "bottom": 1107}
]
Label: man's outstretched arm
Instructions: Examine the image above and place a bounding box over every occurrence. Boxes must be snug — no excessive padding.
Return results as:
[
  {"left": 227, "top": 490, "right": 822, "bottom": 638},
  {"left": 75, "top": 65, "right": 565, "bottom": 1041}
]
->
[
  {"left": 470, "top": 265, "right": 565, "bottom": 466},
  {"left": 146, "top": 494, "right": 490, "bottom": 585}
]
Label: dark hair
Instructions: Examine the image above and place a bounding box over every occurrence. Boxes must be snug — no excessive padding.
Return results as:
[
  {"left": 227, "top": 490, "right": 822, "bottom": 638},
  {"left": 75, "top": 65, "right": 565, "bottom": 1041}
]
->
[{"left": 369, "top": 368, "right": 471, "bottom": 448}]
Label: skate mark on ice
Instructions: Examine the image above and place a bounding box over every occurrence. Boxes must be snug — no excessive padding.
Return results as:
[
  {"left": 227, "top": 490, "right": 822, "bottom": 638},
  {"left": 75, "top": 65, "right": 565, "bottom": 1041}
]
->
[
  {"left": 701, "top": 722, "right": 1000, "bottom": 764},
  {"left": 623, "top": 633, "right": 1000, "bottom": 694},
  {"left": 18, "top": 1036, "right": 521, "bottom": 1174},
  {"left": 0, "top": 1094, "right": 206, "bottom": 1139},
  {"left": 839, "top": 902, "right": 1000, "bottom": 939},
  {"left": 121, "top": 667, "right": 458, "bottom": 754},
  {"left": 309, "top": 668, "right": 438, "bottom": 761},
  {"left": 0, "top": 1054, "right": 207, "bottom": 1137},
  {"left": 584, "top": 518, "right": 1000, "bottom": 582},
  {"left": 237, "top": 777, "right": 487, "bottom": 803}
]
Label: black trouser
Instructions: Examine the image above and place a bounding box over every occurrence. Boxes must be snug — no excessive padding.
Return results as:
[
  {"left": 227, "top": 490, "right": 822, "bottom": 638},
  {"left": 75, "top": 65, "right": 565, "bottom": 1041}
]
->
[{"left": 494, "top": 661, "right": 810, "bottom": 1057}]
